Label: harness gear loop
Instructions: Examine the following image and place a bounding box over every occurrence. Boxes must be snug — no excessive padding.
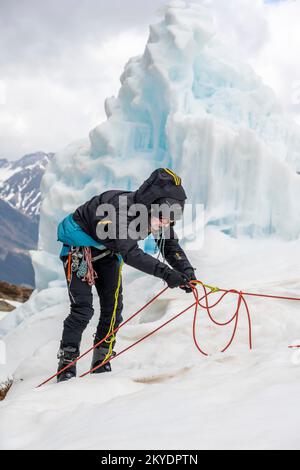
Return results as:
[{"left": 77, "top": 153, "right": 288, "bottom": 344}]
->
[
  {"left": 67, "top": 252, "right": 72, "bottom": 283},
  {"left": 91, "top": 250, "right": 111, "bottom": 262},
  {"left": 82, "top": 247, "right": 98, "bottom": 286}
]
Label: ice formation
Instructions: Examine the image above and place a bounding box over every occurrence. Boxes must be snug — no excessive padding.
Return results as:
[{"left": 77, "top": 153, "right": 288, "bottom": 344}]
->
[{"left": 35, "top": 0, "right": 300, "bottom": 292}]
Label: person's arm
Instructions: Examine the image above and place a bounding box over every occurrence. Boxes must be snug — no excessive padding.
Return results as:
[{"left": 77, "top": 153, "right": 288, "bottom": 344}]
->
[
  {"left": 116, "top": 237, "right": 165, "bottom": 276},
  {"left": 154, "top": 226, "right": 197, "bottom": 292},
  {"left": 115, "top": 237, "right": 189, "bottom": 289},
  {"left": 156, "top": 226, "right": 195, "bottom": 273}
]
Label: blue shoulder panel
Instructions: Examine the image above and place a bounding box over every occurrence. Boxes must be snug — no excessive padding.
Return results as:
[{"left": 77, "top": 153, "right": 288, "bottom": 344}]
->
[{"left": 57, "top": 214, "right": 106, "bottom": 257}]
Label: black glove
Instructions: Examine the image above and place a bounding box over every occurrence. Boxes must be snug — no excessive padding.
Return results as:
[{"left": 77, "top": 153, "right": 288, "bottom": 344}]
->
[
  {"left": 180, "top": 268, "right": 197, "bottom": 293},
  {"left": 163, "top": 269, "right": 190, "bottom": 289}
]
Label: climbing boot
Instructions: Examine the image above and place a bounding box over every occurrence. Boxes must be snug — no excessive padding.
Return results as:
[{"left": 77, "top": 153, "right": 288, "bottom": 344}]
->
[
  {"left": 90, "top": 345, "right": 116, "bottom": 374},
  {"left": 57, "top": 343, "right": 79, "bottom": 383}
]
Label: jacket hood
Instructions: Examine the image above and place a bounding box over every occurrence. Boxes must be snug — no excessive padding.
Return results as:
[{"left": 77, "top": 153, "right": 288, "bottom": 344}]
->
[{"left": 134, "top": 168, "right": 187, "bottom": 209}]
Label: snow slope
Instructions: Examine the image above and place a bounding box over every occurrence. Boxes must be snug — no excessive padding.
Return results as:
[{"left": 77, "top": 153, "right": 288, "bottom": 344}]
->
[
  {"left": 1, "top": 230, "right": 300, "bottom": 450},
  {"left": 1, "top": 1, "right": 300, "bottom": 450}
]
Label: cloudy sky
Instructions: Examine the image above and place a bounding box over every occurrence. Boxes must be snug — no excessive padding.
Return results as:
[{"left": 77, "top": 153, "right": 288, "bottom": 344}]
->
[{"left": 0, "top": 0, "right": 299, "bottom": 160}]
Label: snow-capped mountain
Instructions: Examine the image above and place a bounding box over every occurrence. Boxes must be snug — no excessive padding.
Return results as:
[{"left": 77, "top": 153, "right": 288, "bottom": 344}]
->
[
  {"left": 0, "top": 152, "right": 53, "bottom": 220},
  {"left": 0, "top": 198, "right": 38, "bottom": 287},
  {"left": 0, "top": 152, "right": 53, "bottom": 287}
]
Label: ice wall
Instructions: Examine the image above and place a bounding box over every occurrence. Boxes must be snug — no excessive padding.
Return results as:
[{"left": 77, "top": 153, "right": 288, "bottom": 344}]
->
[{"left": 35, "top": 1, "right": 300, "bottom": 290}]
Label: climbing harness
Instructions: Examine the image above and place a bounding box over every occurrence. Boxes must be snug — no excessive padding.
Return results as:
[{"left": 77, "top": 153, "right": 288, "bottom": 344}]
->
[
  {"left": 81, "top": 247, "right": 98, "bottom": 286},
  {"left": 37, "top": 279, "right": 300, "bottom": 388},
  {"left": 65, "top": 246, "right": 112, "bottom": 287},
  {"left": 91, "top": 250, "right": 111, "bottom": 263}
]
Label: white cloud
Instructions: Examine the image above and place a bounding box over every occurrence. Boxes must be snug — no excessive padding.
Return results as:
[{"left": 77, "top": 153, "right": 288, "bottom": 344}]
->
[
  {"left": 1, "top": 0, "right": 300, "bottom": 159},
  {"left": 0, "top": 80, "right": 7, "bottom": 105},
  {"left": 0, "top": 0, "right": 164, "bottom": 159},
  {"left": 0, "top": 29, "right": 147, "bottom": 159},
  {"left": 209, "top": 0, "right": 270, "bottom": 56},
  {"left": 209, "top": 0, "right": 300, "bottom": 122},
  {"left": 251, "top": 1, "right": 300, "bottom": 117}
]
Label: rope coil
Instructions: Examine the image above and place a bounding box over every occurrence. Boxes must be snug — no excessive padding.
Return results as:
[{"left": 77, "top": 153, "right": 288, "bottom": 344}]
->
[{"left": 82, "top": 247, "right": 98, "bottom": 286}]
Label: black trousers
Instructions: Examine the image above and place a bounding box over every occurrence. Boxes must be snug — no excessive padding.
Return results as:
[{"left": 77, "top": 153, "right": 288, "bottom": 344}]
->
[{"left": 61, "top": 252, "right": 123, "bottom": 349}]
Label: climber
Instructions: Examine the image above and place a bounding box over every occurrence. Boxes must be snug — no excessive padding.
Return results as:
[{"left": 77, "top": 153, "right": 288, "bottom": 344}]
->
[{"left": 56, "top": 168, "right": 196, "bottom": 382}]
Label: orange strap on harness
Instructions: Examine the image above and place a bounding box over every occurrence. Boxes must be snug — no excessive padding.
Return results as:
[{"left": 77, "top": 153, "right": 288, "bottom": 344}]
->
[{"left": 67, "top": 252, "right": 72, "bottom": 283}]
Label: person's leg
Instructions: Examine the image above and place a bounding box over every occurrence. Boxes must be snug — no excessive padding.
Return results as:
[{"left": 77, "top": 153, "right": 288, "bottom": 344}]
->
[
  {"left": 61, "top": 256, "right": 94, "bottom": 346},
  {"left": 58, "top": 255, "right": 94, "bottom": 381},
  {"left": 91, "top": 254, "right": 124, "bottom": 372}
]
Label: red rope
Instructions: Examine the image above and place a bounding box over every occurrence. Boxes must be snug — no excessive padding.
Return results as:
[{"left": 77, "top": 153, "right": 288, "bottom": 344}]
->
[
  {"left": 37, "top": 281, "right": 300, "bottom": 387},
  {"left": 191, "top": 284, "right": 252, "bottom": 356},
  {"left": 83, "top": 247, "right": 98, "bottom": 286},
  {"left": 37, "top": 287, "right": 169, "bottom": 387},
  {"left": 220, "top": 289, "right": 300, "bottom": 303},
  {"left": 80, "top": 296, "right": 199, "bottom": 377},
  {"left": 79, "top": 283, "right": 253, "bottom": 377}
]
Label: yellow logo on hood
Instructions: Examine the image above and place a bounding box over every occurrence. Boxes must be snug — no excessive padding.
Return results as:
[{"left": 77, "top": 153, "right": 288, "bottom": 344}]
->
[{"left": 164, "top": 168, "right": 181, "bottom": 186}]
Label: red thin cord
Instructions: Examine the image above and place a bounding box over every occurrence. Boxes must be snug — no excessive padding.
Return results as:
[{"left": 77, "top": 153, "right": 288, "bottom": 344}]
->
[
  {"left": 37, "top": 287, "right": 168, "bottom": 387},
  {"left": 80, "top": 298, "right": 199, "bottom": 377},
  {"left": 37, "top": 281, "right": 300, "bottom": 387},
  {"left": 191, "top": 284, "right": 252, "bottom": 356},
  {"left": 81, "top": 283, "right": 253, "bottom": 376},
  {"left": 221, "top": 290, "right": 300, "bottom": 302}
]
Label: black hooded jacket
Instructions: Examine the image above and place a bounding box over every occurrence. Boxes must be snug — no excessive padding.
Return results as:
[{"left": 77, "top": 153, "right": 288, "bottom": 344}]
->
[{"left": 72, "top": 168, "right": 194, "bottom": 280}]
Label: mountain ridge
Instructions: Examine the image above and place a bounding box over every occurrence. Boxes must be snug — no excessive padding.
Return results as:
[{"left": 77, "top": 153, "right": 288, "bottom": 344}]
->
[
  {"left": 0, "top": 152, "right": 53, "bottom": 220},
  {"left": 0, "top": 152, "right": 53, "bottom": 286}
]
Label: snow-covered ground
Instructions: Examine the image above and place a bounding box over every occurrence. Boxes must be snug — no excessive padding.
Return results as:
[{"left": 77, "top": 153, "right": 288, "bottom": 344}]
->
[
  {"left": 0, "top": 300, "right": 21, "bottom": 321},
  {"left": 0, "top": 312, "right": 8, "bottom": 322},
  {"left": 1, "top": 229, "right": 300, "bottom": 450},
  {"left": 1, "top": 1, "right": 300, "bottom": 451}
]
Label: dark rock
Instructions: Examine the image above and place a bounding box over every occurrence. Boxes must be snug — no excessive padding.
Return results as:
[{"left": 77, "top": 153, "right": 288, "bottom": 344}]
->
[
  {"left": 0, "top": 280, "right": 33, "bottom": 302},
  {"left": 0, "top": 380, "right": 13, "bottom": 401},
  {"left": 0, "top": 300, "right": 15, "bottom": 312}
]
